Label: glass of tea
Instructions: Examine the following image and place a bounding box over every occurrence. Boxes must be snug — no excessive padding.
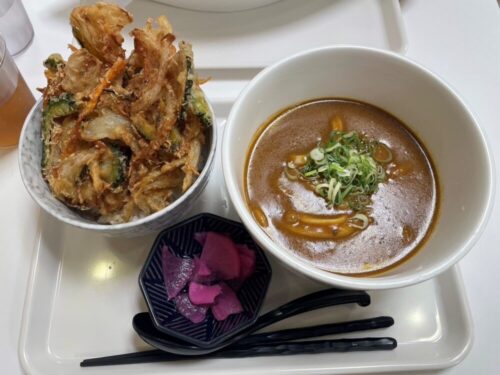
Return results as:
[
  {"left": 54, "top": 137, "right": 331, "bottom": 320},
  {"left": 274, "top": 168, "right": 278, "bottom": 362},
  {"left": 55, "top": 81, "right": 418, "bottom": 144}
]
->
[
  {"left": 0, "top": 34, "right": 35, "bottom": 148},
  {"left": 0, "top": 0, "right": 34, "bottom": 55}
]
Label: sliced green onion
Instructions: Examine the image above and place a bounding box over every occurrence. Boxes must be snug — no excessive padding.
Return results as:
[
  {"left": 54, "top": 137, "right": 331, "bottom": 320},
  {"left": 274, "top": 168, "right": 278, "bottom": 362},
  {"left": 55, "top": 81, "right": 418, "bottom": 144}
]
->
[
  {"left": 331, "top": 181, "right": 342, "bottom": 203},
  {"left": 328, "top": 162, "right": 344, "bottom": 173},
  {"left": 327, "top": 178, "right": 336, "bottom": 201},
  {"left": 304, "top": 170, "right": 318, "bottom": 177},
  {"left": 337, "top": 169, "right": 351, "bottom": 178},
  {"left": 315, "top": 182, "right": 329, "bottom": 194},
  {"left": 297, "top": 129, "right": 388, "bottom": 211},
  {"left": 348, "top": 213, "right": 369, "bottom": 229},
  {"left": 314, "top": 158, "right": 328, "bottom": 166},
  {"left": 339, "top": 185, "right": 353, "bottom": 201},
  {"left": 309, "top": 148, "right": 324, "bottom": 161},
  {"left": 285, "top": 166, "right": 300, "bottom": 180},
  {"left": 325, "top": 143, "right": 341, "bottom": 152}
]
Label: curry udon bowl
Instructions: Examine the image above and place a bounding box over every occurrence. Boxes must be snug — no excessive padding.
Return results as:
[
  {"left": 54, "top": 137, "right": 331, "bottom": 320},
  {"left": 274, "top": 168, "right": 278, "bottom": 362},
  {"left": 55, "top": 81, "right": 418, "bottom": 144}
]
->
[{"left": 222, "top": 46, "right": 494, "bottom": 290}]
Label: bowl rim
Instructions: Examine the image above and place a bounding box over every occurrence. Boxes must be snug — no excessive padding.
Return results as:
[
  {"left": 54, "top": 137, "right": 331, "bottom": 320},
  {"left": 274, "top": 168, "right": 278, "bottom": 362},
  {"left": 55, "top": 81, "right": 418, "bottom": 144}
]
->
[
  {"left": 138, "top": 212, "right": 272, "bottom": 348},
  {"left": 18, "top": 94, "right": 218, "bottom": 232},
  {"left": 222, "top": 45, "right": 495, "bottom": 290},
  {"left": 154, "top": 0, "right": 282, "bottom": 13}
]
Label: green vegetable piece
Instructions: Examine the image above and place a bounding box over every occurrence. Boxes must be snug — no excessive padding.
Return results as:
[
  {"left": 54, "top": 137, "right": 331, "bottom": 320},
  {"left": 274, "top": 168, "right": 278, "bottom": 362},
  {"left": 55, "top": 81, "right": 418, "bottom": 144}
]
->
[
  {"left": 190, "top": 85, "right": 213, "bottom": 128},
  {"left": 178, "top": 41, "right": 193, "bottom": 126},
  {"left": 169, "top": 127, "right": 182, "bottom": 147},
  {"left": 43, "top": 53, "right": 65, "bottom": 71},
  {"left": 178, "top": 41, "right": 213, "bottom": 128},
  {"left": 132, "top": 115, "right": 156, "bottom": 141},
  {"left": 101, "top": 146, "right": 128, "bottom": 188},
  {"left": 41, "top": 93, "right": 78, "bottom": 169}
]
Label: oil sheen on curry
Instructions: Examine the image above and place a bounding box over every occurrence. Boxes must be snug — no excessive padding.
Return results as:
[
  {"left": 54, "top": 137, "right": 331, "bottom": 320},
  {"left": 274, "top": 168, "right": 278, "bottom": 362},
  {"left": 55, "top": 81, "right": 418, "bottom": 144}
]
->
[{"left": 245, "top": 99, "right": 438, "bottom": 274}]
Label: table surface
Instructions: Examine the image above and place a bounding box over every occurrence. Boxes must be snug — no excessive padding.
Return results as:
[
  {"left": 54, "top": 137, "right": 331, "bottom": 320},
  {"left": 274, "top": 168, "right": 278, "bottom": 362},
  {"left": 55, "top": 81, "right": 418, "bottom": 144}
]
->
[{"left": 1, "top": 0, "right": 499, "bottom": 374}]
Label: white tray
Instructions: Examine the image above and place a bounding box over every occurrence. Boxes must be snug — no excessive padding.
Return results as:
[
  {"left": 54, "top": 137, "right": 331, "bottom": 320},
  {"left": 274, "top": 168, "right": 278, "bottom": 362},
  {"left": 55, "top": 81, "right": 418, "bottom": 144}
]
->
[
  {"left": 19, "top": 2, "right": 472, "bottom": 374},
  {"left": 82, "top": 0, "right": 407, "bottom": 69},
  {"left": 19, "top": 118, "right": 473, "bottom": 375}
]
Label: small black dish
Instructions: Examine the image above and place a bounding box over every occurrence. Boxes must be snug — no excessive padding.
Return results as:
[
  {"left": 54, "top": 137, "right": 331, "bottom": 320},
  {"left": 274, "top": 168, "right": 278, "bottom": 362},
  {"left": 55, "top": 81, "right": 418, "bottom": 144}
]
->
[{"left": 139, "top": 213, "right": 272, "bottom": 348}]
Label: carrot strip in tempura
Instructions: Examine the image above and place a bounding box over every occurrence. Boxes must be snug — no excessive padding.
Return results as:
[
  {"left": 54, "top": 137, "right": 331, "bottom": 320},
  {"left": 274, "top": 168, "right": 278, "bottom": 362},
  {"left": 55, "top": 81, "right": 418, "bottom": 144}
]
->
[{"left": 78, "top": 57, "right": 126, "bottom": 122}]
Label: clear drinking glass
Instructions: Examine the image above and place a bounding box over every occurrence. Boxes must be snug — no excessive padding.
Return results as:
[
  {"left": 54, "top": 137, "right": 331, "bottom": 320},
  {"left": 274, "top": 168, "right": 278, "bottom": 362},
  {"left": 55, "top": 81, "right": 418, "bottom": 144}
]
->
[
  {"left": 0, "top": 35, "right": 35, "bottom": 148},
  {"left": 0, "top": 0, "right": 34, "bottom": 55}
]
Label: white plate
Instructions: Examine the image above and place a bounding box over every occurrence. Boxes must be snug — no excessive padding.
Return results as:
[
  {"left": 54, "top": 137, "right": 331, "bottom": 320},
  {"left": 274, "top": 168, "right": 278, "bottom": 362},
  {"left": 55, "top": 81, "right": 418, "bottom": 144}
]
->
[
  {"left": 19, "top": 113, "right": 473, "bottom": 374},
  {"left": 83, "top": 0, "right": 407, "bottom": 69}
]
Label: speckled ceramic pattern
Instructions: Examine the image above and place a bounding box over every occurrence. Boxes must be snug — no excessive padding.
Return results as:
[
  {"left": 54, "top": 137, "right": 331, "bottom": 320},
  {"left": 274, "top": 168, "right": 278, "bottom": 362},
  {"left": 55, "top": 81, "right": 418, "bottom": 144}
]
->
[{"left": 18, "top": 99, "right": 217, "bottom": 237}]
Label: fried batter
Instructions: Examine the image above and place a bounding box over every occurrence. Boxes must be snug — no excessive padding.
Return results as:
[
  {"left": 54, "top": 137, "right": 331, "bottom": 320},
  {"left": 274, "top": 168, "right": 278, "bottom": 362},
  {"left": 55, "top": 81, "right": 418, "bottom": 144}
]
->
[
  {"left": 70, "top": 2, "right": 132, "bottom": 64},
  {"left": 41, "top": 3, "right": 211, "bottom": 224}
]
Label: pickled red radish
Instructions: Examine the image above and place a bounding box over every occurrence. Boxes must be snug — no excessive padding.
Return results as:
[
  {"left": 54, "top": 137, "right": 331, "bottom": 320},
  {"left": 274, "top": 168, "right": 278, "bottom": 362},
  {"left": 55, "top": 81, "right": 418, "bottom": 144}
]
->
[
  {"left": 174, "top": 293, "right": 207, "bottom": 324},
  {"left": 211, "top": 283, "right": 243, "bottom": 321},
  {"left": 188, "top": 282, "right": 222, "bottom": 305},
  {"left": 230, "top": 244, "right": 256, "bottom": 289},
  {"left": 192, "top": 257, "right": 214, "bottom": 283},
  {"left": 165, "top": 232, "right": 257, "bottom": 322},
  {"left": 161, "top": 245, "right": 195, "bottom": 300},
  {"left": 200, "top": 232, "right": 240, "bottom": 280}
]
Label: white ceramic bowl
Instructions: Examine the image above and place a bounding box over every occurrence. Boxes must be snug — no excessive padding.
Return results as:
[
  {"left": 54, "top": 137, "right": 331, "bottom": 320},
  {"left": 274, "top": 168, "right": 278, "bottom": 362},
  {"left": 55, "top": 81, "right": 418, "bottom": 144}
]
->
[
  {"left": 19, "top": 98, "right": 217, "bottom": 237},
  {"left": 153, "top": 0, "right": 281, "bottom": 12},
  {"left": 222, "top": 46, "right": 494, "bottom": 290}
]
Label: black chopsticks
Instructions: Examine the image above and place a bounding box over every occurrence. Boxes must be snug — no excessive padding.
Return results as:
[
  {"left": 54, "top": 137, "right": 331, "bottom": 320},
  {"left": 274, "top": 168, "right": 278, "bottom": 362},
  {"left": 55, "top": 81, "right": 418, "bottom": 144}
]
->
[
  {"left": 238, "top": 316, "right": 394, "bottom": 346},
  {"left": 81, "top": 338, "right": 396, "bottom": 366},
  {"left": 81, "top": 316, "right": 396, "bottom": 367}
]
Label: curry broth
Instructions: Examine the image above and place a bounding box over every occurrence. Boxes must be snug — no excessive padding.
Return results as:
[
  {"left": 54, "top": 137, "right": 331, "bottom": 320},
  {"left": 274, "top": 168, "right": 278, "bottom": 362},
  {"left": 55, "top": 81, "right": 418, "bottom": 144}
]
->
[{"left": 244, "top": 99, "right": 439, "bottom": 274}]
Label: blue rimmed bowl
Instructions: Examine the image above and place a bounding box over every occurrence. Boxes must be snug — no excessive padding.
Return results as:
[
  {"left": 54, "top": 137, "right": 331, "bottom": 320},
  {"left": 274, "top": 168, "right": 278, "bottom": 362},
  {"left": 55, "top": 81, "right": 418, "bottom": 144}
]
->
[{"left": 139, "top": 213, "right": 272, "bottom": 348}]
